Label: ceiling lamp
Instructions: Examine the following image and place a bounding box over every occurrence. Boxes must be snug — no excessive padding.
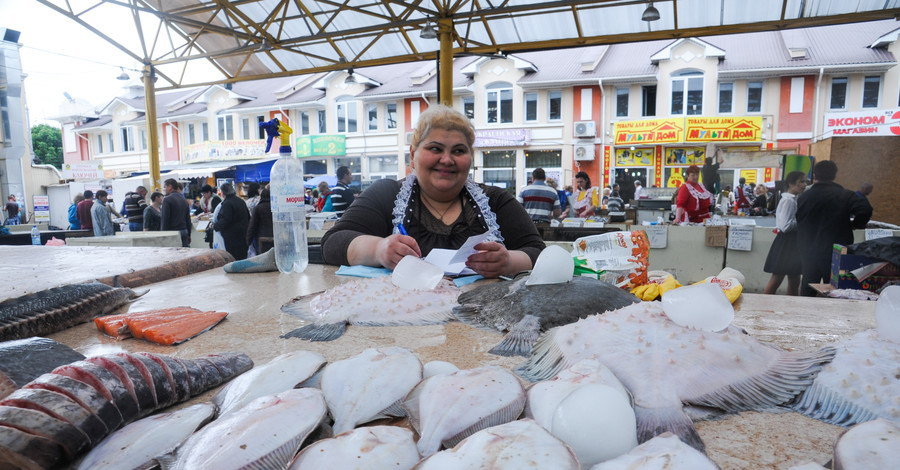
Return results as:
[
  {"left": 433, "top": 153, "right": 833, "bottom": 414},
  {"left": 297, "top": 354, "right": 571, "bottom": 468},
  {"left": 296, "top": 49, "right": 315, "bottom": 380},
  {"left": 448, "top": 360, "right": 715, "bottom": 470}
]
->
[
  {"left": 420, "top": 19, "right": 437, "bottom": 40},
  {"left": 345, "top": 69, "right": 357, "bottom": 85},
  {"left": 642, "top": 2, "right": 660, "bottom": 22},
  {"left": 116, "top": 67, "right": 129, "bottom": 80}
]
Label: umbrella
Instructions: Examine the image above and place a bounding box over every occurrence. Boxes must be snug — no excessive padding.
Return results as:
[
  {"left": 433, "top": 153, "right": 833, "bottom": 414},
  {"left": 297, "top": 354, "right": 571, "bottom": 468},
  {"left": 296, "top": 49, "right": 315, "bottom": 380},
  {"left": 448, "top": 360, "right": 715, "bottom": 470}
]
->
[{"left": 304, "top": 175, "right": 337, "bottom": 188}]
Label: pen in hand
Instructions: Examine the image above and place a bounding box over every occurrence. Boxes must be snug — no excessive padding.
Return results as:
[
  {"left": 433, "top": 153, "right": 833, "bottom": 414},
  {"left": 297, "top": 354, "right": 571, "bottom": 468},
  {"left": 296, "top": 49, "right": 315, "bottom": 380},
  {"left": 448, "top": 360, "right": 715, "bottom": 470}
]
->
[{"left": 398, "top": 223, "right": 408, "bottom": 236}]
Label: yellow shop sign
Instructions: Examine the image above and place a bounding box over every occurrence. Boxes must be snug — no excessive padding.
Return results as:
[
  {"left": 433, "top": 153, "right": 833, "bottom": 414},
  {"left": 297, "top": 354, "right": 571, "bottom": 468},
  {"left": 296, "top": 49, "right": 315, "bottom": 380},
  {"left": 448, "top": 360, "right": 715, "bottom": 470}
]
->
[
  {"left": 614, "top": 119, "right": 683, "bottom": 145},
  {"left": 685, "top": 117, "right": 762, "bottom": 142}
]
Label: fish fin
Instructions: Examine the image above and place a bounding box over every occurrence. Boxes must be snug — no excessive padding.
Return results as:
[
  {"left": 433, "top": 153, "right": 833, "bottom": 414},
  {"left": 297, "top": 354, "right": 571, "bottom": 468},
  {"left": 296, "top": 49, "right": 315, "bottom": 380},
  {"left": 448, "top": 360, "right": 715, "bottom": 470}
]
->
[
  {"left": 442, "top": 392, "right": 526, "bottom": 449},
  {"left": 402, "top": 379, "right": 428, "bottom": 434},
  {"left": 128, "top": 288, "right": 150, "bottom": 300},
  {"left": 689, "top": 346, "right": 837, "bottom": 412},
  {"left": 514, "top": 328, "right": 567, "bottom": 382},
  {"left": 154, "top": 452, "right": 178, "bottom": 470},
  {"left": 790, "top": 381, "right": 879, "bottom": 427},
  {"left": 683, "top": 405, "right": 730, "bottom": 422},
  {"left": 489, "top": 315, "right": 541, "bottom": 357},
  {"left": 634, "top": 405, "right": 706, "bottom": 453},
  {"left": 452, "top": 305, "right": 495, "bottom": 330},
  {"left": 279, "top": 292, "right": 325, "bottom": 320},
  {"left": 280, "top": 322, "right": 347, "bottom": 341},
  {"left": 242, "top": 432, "right": 308, "bottom": 470},
  {"left": 353, "top": 309, "right": 455, "bottom": 327},
  {"left": 376, "top": 398, "right": 407, "bottom": 419},
  {"left": 297, "top": 369, "right": 323, "bottom": 389}
]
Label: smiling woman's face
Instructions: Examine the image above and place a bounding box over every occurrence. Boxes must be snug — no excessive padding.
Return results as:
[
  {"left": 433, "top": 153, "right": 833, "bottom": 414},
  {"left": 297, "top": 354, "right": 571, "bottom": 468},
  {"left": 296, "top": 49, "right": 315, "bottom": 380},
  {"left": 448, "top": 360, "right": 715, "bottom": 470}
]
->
[{"left": 411, "top": 128, "right": 472, "bottom": 202}]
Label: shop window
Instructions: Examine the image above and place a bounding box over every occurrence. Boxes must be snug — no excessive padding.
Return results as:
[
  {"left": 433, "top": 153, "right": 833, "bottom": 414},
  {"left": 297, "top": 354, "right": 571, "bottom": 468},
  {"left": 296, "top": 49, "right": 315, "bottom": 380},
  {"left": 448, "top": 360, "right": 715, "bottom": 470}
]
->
[
  {"left": 386, "top": 103, "right": 397, "bottom": 129},
  {"left": 524, "top": 149, "right": 562, "bottom": 168},
  {"left": 718, "top": 83, "right": 733, "bottom": 113},
  {"left": 641, "top": 85, "right": 656, "bottom": 117},
  {"left": 525, "top": 93, "right": 538, "bottom": 122},
  {"left": 367, "top": 105, "right": 378, "bottom": 131},
  {"left": 482, "top": 150, "right": 516, "bottom": 195},
  {"left": 486, "top": 82, "right": 513, "bottom": 124},
  {"left": 616, "top": 88, "right": 629, "bottom": 117},
  {"left": 862, "top": 76, "right": 881, "bottom": 108},
  {"left": 747, "top": 81, "right": 763, "bottom": 113},
  {"left": 368, "top": 155, "right": 399, "bottom": 179},
  {"left": 300, "top": 111, "right": 310, "bottom": 135},
  {"left": 217, "top": 114, "right": 234, "bottom": 140},
  {"left": 829, "top": 77, "right": 847, "bottom": 110},
  {"left": 462, "top": 96, "right": 474, "bottom": 120},
  {"left": 336, "top": 98, "right": 358, "bottom": 133},
  {"left": 303, "top": 159, "right": 328, "bottom": 179},
  {"left": 318, "top": 110, "right": 326, "bottom": 134},
  {"left": 671, "top": 72, "right": 703, "bottom": 115},
  {"left": 548, "top": 91, "right": 562, "bottom": 121}
]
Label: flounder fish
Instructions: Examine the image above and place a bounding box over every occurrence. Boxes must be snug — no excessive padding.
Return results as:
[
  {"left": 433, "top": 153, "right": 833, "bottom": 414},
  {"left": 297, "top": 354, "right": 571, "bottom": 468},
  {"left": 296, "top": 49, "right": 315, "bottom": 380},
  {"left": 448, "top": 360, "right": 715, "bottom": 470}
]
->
[
  {"left": 412, "top": 419, "right": 579, "bottom": 469},
  {"left": 453, "top": 275, "right": 639, "bottom": 356},
  {"left": 516, "top": 302, "right": 836, "bottom": 452},
  {"left": 321, "top": 347, "right": 422, "bottom": 434},
  {"left": 589, "top": 432, "right": 718, "bottom": 470},
  {"left": 791, "top": 329, "right": 899, "bottom": 427},
  {"left": 281, "top": 276, "right": 459, "bottom": 341},
  {"left": 832, "top": 418, "right": 900, "bottom": 470},
  {"left": 403, "top": 366, "right": 526, "bottom": 457},
  {"left": 289, "top": 425, "right": 420, "bottom": 470}
]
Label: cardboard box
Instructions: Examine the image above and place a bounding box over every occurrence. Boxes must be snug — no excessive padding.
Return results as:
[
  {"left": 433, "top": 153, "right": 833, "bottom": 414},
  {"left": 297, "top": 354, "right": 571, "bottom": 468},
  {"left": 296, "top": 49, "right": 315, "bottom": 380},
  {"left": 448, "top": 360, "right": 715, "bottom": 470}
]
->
[{"left": 830, "top": 244, "right": 900, "bottom": 291}]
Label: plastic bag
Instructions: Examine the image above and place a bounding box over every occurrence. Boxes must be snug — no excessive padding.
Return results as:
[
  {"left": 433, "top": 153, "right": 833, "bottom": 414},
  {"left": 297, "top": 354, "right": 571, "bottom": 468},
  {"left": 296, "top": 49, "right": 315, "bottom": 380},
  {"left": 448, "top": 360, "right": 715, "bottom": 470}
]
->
[
  {"left": 45, "top": 237, "right": 66, "bottom": 246},
  {"left": 572, "top": 231, "right": 649, "bottom": 289}
]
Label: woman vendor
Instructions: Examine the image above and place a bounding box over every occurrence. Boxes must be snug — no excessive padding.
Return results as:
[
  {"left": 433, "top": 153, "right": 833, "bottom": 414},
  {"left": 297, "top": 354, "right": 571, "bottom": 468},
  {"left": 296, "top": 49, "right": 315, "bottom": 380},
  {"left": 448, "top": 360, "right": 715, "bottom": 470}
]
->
[
  {"left": 321, "top": 105, "right": 545, "bottom": 278},
  {"left": 572, "top": 171, "right": 600, "bottom": 218},
  {"left": 674, "top": 165, "right": 714, "bottom": 224}
]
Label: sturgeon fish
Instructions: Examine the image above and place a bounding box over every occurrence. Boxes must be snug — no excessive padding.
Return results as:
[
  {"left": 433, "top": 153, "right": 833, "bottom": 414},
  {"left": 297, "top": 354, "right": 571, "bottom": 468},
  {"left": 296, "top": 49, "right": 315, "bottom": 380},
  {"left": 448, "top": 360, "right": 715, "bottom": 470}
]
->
[
  {"left": 0, "top": 351, "right": 252, "bottom": 469},
  {"left": 516, "top": 302, "right": 836, "bottom": 452},
  {"left": 0, "top": 337, "right": 85, "bottom": 400},
  {"left": 0, "top": 282, "right": 145, "bottom": 341},
  {"left": 453, "top": 275, "right": 639, "bottom": 356}
]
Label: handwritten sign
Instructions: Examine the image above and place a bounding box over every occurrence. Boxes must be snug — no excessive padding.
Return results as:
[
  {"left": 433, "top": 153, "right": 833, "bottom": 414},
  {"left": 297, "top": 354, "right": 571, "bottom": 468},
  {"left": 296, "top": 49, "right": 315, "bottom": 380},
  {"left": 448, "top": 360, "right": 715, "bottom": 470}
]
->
[
  {"left": 645, "top": 225, "right": 667, "bottom": 249},
  {"left": 32, "top": 195, "right": 50, "bottom": 223},
  {"left": 865, "top": 229, "right": 894, "bottom": 241},
  {"left": 727, "top": 226, "right": 754, "bottom": 251},
  {"left": 705, "top": 226, "right": 727, "bottom": 247}
]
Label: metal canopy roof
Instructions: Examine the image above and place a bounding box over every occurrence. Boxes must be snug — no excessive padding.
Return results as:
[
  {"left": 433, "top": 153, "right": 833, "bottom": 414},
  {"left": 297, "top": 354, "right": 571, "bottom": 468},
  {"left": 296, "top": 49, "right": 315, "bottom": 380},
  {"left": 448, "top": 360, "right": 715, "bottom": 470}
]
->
[{"left": 37, "top": 0, "right": 900, "bottom": 90}]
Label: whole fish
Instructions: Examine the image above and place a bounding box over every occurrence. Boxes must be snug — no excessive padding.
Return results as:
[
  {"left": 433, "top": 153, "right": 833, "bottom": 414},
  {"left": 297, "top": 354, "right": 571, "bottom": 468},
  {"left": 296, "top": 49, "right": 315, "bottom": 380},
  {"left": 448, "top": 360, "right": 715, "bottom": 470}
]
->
[
  {"left": 75, "top": 403, "right": 216, "bottom": 470},
  {"left": 321, "top": 347, "right": 422, "bottom": 434},
  {"left": 791, "top": 329, "right": 899, "bottom": 427},
  {"left": 403, "top": 366, "right": 526, "bottom": 457},
  {"left": 0, "top": 351, "right": 252, "bottom": 469},
  {"left": 289, "top": 425, "right": 420, "bottom": 470},
  {"left": 213, "top": 350, "right": 326, "bottom": 417},
  {"left": 832, "top": 418, "right": 900, "bottom": 470},
  {"left": 281, "top": 276, "right": 459, "bottom": 342},
  {"left": 516, "top": 302, "right": 836, "bottom": 452},
  {"left": 413, "top": 419, "right": 579, "bottom": 469},
  {"left": 453, "top": 275, "right": 639, "bottom": 356},
  {"left": 0, "top": 337, "right": 85, "bottom": 400},
  {"left": 173, "top": 388, "right": 327, "bottom": 470},
  {"left": 589, "top": 432, "right": 719, "bottom": 470},
  {"left": 0, "top": 282, "right": 145, "bottom": 341}
]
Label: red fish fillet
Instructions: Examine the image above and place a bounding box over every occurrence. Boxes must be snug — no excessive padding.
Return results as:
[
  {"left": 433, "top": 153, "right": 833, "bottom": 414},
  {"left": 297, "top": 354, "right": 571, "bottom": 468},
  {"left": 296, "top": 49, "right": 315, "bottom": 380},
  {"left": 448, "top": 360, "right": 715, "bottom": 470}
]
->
[{"left": 93, "top": 308, "right": 227, "bottom": 345}]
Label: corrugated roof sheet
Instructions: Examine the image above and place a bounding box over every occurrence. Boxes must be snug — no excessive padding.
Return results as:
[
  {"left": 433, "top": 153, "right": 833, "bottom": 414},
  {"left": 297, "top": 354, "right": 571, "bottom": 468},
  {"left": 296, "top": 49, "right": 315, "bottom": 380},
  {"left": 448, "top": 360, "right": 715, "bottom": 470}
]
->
[{"left": 228, "top": 75, "right": 325, "bottom": 110}]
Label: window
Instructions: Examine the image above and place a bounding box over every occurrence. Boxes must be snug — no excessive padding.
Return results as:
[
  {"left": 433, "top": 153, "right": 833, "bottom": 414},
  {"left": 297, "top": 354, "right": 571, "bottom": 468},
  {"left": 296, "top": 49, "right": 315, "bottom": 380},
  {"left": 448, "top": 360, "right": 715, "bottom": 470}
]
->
[
  {"left": 486, "top": 82, "right": 513, "bottom": 124},
  {"left": 616, "top": 88, "right": 629, "bottom": 117},
  {"left": 256, "top": 115, "right": 265, "bottom": 139},
  {"left": 300, "top": 111, "right": 309, "bottom": 135},
  {"left": 139, "top": 129, "right": 147, "bottom": 150},
  {"left": 718, "top": 83, "right": 733, "bottom": 113},
  {"left": 524, "top": 149, "right": 561, "bottom": 168},
  {"left": 462, "top": 97, "right": 474, "bottom": 120},
  {"left": 317, "top": 110, "right": 326, "bottom": 134},
  {"left": 525, "top": 93, "right": 538, "bottom": 121},
  {"left": 830, "top": 77, "right": 848, "bottom": 110},
  {"left": 187, "top": 123, "right": 195, "bottom": 144},
  {"left": 303, "top": 159, "right": 327, "bottom": 178},
  {"left": 107, "top": 134, "right": 114, "bottom": 152},
  {"left": 386, "top": 103, "right": 397, "bottom": 129},
  {"left": 862, "top": 76, "right": 881, "bottom": 108},
  {"left": 789, "top": 77, "right": 804, "bottom": 113},
  {"left": 641, "top": 85, "right": 656, "bottom": 117},
  {"left": 747, "top": 81, "right": 763, "bottom": 113},
  {"left": 217, "top": 115, "right": 234, "bottom": 140},
  {"left": 671, "top": 73, "right": 703, "bottom": 115},
  {"left": 367, "top": 105, "right": 378, "bottom": 131},
  {"left": 336, "top": 99, "right": 357, "bottom": 133},
  {"left": 548, "top": 91, "right": 562, "bottom": 121},
  {"left": 120, "top": 125, "right": 135, "bottom": 151},
  {"left": 368, "top": 155, "right": 399, "bottom": 176},
  {"left": 241, "top": 118, "right": 250, "bottom": 139},
  {"left": 201, "top": 122, "right": 209, "bottom": 141},
  {"left": 482, "top": 150, "right": 516, "bottom": 196},
  {"left": 96, "top": 135, "right": 104, "bottom": 154}
]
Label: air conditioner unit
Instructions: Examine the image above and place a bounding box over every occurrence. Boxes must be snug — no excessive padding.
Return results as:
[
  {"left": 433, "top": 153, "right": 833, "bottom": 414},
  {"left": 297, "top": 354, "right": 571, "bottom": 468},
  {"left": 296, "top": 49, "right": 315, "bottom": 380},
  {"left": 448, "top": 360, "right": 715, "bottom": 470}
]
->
[
  {"left": 574, "top": 121, "right": 596, "bottom": 138},
  {"left": 573, "top": 143, "right": 595, "bottom": 161}
]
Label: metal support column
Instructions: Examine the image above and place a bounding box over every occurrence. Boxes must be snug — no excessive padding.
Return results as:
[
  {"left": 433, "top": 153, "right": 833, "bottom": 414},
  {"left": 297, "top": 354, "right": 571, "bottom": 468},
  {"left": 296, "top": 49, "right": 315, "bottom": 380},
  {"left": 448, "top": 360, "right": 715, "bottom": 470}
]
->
[
  {"left": 142, "top": 65, "right": 161, "bottom": 192},
  {"left": 438, "top": 18, "right": 454, "bottom": 106}
]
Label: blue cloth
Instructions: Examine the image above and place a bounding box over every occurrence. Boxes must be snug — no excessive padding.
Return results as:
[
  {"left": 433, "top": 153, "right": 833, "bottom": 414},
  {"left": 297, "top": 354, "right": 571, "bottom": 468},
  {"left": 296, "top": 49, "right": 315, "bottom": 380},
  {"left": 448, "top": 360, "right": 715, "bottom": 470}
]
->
[
  {"left": 67, "top": 203, "right": 80, "bottom": 230},
  {"left": 129, "top": 222, "right": 143, "bottom": 232},
  {"left": 453, "top": 275, "right": 484, "bottom": 287},
  {"left": 336, "top": 265, "right": 392, "bottom": 278},
  {"left": 557, "top": 189, "right": 568, "bottom": 211}
]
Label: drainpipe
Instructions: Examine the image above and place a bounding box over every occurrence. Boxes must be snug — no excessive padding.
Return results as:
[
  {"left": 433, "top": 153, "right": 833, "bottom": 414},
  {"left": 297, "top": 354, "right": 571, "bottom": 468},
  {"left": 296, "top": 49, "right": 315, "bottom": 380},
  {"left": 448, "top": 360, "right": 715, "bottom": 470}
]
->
[
  {"left": 597, "top": 78, "right": 605, "bottom": 187},
  {"left": 812, "top": 67, "right": 824, "bottom": 147}
]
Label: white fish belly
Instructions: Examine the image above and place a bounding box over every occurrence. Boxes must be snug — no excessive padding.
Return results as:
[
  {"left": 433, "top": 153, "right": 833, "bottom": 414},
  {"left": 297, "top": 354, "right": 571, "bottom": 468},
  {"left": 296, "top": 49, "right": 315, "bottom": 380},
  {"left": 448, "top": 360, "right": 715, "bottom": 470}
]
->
[
  {"left": 289, "top": 425, "right": 419, "bottom": 470},
  {"left": 213, "top": 350, "right": 325, "bottom": 416},
  {"left": 590, "top": 432, "right": 718, "bottom": 470},
  {"left": 307, "top": 277, "right": 459, "bottom": 326}
]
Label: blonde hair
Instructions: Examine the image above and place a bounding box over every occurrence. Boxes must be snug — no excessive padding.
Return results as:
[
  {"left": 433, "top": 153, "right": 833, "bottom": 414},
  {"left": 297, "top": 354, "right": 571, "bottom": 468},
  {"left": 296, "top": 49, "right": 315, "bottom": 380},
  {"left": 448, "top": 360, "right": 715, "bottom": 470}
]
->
[
  {"left": 409, "top": 104, "right": 475, "bottom": 151},
  {"left": 545, "top": 177, "right": 558, "bottom": 189}
]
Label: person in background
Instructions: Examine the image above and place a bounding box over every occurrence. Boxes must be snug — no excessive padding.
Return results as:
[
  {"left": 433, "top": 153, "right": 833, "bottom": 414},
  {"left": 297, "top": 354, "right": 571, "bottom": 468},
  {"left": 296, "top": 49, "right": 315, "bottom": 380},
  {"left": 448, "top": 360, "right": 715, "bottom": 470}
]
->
[
  {"left": 244, "top": 182, "right": 261, "bottom": 212},
  {"left": 545, "top": 177, "right": 568, "bottom": 215},
  {"left": 213, "top": 182, "right": 251, "bottom": 261},
  {"left": 572, "top": 171, "right": 600, "bottom": 218},
  {"left": 124, "top": 186, "right": 148, "bottom": 231},
  {"left": 142, "top": 191, "right": 164, "bottom": 231},
  {"left": 68, "top": 194, "right": 84, "bottom": 230},
  {"left": 856, "top": 182, "right": 873, "bottom": 201},
  {"left": 716, "top": 185, "right": 735, "bottom": 215},
  {"left": 330, "top": 166, "right": 356, "bottom": 217},
  {"left": 516, "top": 168, "right": 561, "bottom": 223},
  {"left": 161, "top": 178, "right": 192, "bottom": 247},
  {"left": 749, "top": 185, "right": 768, "bottom": 216},
  {"left": 91, "top": 190, "right": 115, "bottom": 236},
  {"left": 797, "top": 160, "right": 872, "bottom": 296},
  {"left": 701, "top": 154, "right": 721, "bottom": 195},
  {"left": 606, "top": 188, "right": 624, "bottom": 213},
  {"left": 317, "top": 181, "right": 333, "bottom": 212},
  {"left": 633, "top": 180, "right": 645, "bottom": 201},
  {"left": 735, "top": 177, "right": 752, "bottom": 212},
  {"left": 763, "top": 171, "right": 809, "bottom": 296},
  {"left": 247, "top": 186, "right": 273, "bottom": 254},
  {"left": 77, "top": 190, "right": 95, "bottom": 232},
  {"left": 674, "top": 165, "right": 714, "bottom": 224},
  {"left": 4, "top": 195, "right": 19, "bottom": 225},
  {"left": 196, "top": 184, "right": 221, "bottom": 216}
]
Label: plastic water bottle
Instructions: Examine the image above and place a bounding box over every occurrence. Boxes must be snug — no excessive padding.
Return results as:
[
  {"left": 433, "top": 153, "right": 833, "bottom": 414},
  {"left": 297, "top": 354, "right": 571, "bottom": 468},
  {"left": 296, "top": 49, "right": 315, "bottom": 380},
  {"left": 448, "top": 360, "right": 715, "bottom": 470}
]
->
[
  {"left": 269, "top": 151, "right": 308, "bottom": 273},
  {"left": 31, "top": 225, "right": 41, "bottom": 246}
]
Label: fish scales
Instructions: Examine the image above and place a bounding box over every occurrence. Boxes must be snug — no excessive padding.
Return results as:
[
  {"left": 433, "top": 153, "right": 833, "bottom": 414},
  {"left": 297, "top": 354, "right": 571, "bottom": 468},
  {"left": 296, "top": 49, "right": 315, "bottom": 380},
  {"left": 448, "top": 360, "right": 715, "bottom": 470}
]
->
[
  {"left": 516, "top": 302, "right": 836, "bottom": 452},
  {"left": 0, "top": 283, "right": 141, "bottom": 341}
]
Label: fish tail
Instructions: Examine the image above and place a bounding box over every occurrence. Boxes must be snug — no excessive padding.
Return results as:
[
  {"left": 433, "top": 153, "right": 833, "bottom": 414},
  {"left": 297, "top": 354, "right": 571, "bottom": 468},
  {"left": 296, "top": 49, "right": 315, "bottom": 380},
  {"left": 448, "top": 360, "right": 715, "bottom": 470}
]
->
[
  {"left": 279, "top": 294, "right": 320, "bottom": 320},
  {"left": 514, "top": 328, "right": 566, "bottom": 382},
  {"left": 634, "top": 405, "right": 706, "bottom": 453},
  {"left": 489, "top": 315, "right": 541, "bottom": 357},
  {"left": 281, "top": 322, "right": 347, "bottom": 341}
]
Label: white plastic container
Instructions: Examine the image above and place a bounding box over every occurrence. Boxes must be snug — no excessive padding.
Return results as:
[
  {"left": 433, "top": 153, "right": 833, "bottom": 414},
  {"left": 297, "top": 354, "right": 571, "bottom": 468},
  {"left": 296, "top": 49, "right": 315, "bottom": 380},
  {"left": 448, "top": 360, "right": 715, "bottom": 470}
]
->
[
  {"left": 31, "top": 225, "right": 41, "bottom": 246},
  {"left": 269, "top": 152, "right": 308, "bottom": 273}
]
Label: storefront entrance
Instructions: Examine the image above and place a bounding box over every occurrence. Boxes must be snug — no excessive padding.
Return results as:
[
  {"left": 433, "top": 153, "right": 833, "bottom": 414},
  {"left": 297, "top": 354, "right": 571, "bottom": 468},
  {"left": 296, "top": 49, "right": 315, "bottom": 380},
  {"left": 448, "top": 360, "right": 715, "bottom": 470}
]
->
[{"left": 614, "top": 168, "right": 647, "bottom": 203}]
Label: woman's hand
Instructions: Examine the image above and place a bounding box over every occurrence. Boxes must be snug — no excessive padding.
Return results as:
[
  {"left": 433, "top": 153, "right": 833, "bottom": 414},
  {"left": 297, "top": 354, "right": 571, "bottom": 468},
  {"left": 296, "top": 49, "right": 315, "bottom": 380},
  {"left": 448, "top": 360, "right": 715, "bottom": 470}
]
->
[
  {"left": 374, "top": 234, "right": 422, "bottom": 269},
  {"left": 465, "top": 242, "right": 534, "bottom": 279}
]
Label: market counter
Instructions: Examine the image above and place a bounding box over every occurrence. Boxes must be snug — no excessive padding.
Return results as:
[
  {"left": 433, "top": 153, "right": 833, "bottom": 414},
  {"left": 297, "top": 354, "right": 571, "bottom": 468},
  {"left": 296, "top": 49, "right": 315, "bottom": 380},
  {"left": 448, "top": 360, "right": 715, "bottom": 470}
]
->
[{"left": 25, "top": 260, "right": 876, "bottom": 469}]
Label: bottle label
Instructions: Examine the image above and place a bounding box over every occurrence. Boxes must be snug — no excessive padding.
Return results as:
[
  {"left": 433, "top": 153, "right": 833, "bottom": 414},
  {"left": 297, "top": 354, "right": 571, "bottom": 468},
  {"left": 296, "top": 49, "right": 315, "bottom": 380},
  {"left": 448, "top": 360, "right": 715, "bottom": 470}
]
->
[{"left": 271, "top": 184, "right": 305, "bottom": 212}]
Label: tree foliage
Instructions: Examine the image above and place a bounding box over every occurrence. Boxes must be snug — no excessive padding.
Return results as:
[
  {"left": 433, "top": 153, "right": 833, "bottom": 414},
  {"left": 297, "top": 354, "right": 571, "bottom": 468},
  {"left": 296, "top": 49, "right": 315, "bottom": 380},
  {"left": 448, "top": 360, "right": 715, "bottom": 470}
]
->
[{"left": 31, "top": 124, "right": 63, "bottom": 169}]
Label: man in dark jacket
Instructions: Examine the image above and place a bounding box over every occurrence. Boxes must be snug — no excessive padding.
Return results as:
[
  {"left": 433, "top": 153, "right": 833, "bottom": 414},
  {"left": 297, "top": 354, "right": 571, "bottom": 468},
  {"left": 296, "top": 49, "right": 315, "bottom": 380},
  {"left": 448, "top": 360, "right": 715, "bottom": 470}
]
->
[
  {"left": 160, "top": 178, "right": 191, "bottom": 247},
  {"left": 76, "top": 190, "right": 95, "bottom": 232},
  {"left": 124, "top": 186, "right": 148, "bottom": 231},
  {"left": 796, "top": 160, "right": 873, "bottom": 297},
  {"left": 213, "top": 182, "right": 250, "bottom": 260}
]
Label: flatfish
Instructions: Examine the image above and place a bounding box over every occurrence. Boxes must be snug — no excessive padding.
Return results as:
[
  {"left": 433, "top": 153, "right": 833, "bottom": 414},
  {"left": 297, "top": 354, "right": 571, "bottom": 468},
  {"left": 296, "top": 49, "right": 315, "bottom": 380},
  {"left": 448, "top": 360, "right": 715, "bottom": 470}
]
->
[
  {"left": 791, "top": 329, "right": 899, "bottom": 427},
  {"left": 453, "top": 275, "right": 639, "bottom": 356},
  {"left": 0, "top": 282, "right": 144, "bottom": 341},
  {"left": 412, "top": 419, "right": 579, "bottom": 469},
  {"left": 0, "top": 337, "right": 85, "bottom": 400},
  {"left": 403, "top": 366, "right": 526, "bottom": 457},
  {"left": 516, "top": 302, "right": 836, "bottom": 452},
  {"left": 172, "top": 388, "right": 327, "bottom": 470},
  {"left": 321, "top": 347, "right": 422, "bottom": 434},
  {"left": 589, "top": 432, "right": 718, "bottom": 470},
  {"left": 280, "top": 276, "right": 459, "bottom": 342},
  {"left": 289, "top": 425, "right": 420, "bottom": 470},
  {"left": 832, "top": 418, "right": 900, "bottom": 470}
]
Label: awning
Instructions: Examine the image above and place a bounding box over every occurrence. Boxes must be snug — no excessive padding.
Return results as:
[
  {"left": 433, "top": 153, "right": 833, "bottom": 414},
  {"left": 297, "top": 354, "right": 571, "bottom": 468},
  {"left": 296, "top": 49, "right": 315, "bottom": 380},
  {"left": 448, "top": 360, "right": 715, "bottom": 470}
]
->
[
  {"left": 233, "top": 159, "right": 278, "bottom": 183},
  {"left": 304, "top": 174, "right": 337, "bottom": 188},
  {"left": 167, "top": 166, "right": 231, "bottom": 180}
]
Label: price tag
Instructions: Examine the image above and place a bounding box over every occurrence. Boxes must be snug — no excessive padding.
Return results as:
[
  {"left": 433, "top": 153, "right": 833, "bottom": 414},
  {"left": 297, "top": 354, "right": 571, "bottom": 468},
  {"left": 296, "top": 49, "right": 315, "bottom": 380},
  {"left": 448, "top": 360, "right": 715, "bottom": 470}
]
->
[
  {"left": 865, "top": 229, "right": 893, "bottom": 240},
  {"left": 727, "top": 226, "right": 754, "bottom": 251},
  {"left": 645, "top": 225, "right": 667, "bottom": 248}
]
